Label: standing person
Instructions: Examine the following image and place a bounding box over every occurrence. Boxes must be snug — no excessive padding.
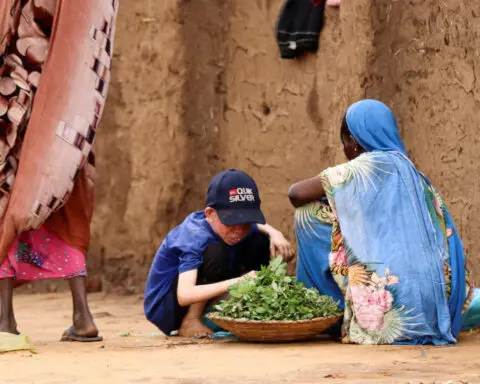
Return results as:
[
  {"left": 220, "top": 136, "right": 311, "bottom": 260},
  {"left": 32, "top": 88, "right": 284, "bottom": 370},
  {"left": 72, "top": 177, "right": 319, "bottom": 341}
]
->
[
  {"left": 144, "top": 169, "right": 294, "bottom": 337},
  {"left": 289, "top": 99, "right": 480, "bottom": 345},
  {"left": 0, "top": 0, "right": 118, "bottom": 342}
]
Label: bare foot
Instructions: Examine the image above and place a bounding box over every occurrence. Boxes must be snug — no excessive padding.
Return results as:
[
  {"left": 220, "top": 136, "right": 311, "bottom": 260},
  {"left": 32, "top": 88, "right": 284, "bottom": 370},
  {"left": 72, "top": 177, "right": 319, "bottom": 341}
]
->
[
  {"left": 71, "top": 313, "right": 99, "bottom": 337},
  {"left": 0, "top": 318, "right": 19, "bottom": 335},
  {"left": 178, "top": 318, "right": 214, "bottom": 338},
  {"left": 61, "top": 314, "right": 102, "bottom": 342}
]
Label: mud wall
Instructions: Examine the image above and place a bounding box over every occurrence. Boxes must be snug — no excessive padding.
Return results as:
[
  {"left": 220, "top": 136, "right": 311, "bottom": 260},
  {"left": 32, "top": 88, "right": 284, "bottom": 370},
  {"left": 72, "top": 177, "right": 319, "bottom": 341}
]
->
[
  {"left": 366, "top": 0, "right": 480, "bottom": 277},
  {"left": 87, "top": 0, "right": 480, "bottom": 292},
  {"left": 89, "top": 0, "right": 190, "bottom": 291}
]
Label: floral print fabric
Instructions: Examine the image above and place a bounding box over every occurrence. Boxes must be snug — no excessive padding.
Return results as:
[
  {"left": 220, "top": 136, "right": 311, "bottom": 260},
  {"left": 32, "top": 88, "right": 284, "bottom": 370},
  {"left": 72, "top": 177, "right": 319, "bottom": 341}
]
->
[
  {"left": 0, "top": 224, "right": 86, "bottom": 281},
  {"left": 296, "top": 151, "right": 478, "bottom": 345}
]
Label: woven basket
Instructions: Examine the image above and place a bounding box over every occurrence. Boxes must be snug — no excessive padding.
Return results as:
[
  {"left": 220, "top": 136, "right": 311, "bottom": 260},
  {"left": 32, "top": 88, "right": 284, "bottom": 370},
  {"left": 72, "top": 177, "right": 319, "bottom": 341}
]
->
[{"left": 206, "top": 312, "right": 342, "bottom": 343}]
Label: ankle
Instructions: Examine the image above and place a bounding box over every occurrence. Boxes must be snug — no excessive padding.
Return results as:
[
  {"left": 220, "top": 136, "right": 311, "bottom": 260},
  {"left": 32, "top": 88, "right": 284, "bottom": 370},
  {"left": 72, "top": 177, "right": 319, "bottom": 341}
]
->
[
  {"left": 181, "top": 314, "right": 202, "bottom": 323},
  {"left": 73, "top": 309, "right": 94, "bottom": 323},
  {"left": 0, "top": 317, "right": 16, "bottom": 325},
  {"left": 0, "top": 317, "right": 18, "bottom": 334}
]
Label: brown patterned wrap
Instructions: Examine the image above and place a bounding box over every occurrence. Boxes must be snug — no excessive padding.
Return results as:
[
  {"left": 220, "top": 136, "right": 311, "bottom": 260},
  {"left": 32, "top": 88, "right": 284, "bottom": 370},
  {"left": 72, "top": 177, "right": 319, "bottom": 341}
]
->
[{"left": 0, "top": 0, "right": 117, "bottom": 261}]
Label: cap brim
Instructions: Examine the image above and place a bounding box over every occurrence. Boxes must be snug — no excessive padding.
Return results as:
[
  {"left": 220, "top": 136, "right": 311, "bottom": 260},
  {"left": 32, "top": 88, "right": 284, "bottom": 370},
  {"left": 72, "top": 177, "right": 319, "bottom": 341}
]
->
[{"left": 217, "top": 208, "right": 266, "bottom": 226}]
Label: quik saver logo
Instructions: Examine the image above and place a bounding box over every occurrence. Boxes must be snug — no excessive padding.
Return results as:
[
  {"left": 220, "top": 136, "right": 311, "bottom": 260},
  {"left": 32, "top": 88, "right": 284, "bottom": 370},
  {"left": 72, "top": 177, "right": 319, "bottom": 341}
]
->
[{"left": 229, "top": 188, "right": 255, "bottom": 203}]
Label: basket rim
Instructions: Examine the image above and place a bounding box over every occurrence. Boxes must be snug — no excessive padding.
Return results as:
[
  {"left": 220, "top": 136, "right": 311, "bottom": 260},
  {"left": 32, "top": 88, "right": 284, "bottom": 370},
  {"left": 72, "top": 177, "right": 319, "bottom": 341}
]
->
[{"left": 206, "top": 312, "right": 343, "bottom": 325}]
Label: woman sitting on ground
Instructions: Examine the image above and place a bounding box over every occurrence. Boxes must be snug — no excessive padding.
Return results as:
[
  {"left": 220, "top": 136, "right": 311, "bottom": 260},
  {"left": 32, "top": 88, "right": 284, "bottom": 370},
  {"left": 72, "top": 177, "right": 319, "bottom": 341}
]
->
[{"left": 288, "top": 99, "right": 480, "bottom": 345}]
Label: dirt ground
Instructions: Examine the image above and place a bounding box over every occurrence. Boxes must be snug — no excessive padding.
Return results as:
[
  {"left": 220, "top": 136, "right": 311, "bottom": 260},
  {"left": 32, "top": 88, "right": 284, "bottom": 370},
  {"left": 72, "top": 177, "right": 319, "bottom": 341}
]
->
[{"left": 1, "top": 293, "right": 479, "bottom": 384}]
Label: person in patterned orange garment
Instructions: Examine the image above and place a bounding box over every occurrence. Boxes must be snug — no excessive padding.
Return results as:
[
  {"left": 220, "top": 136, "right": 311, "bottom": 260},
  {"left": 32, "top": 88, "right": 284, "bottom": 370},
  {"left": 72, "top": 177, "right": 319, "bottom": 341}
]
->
[{"left": 0, "top": 0, "right": 117, "bottom": 342}]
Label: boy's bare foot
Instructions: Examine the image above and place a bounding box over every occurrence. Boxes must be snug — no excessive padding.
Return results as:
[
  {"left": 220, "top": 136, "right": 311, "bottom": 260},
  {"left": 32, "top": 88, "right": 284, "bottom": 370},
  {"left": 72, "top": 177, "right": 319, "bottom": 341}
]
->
[{"left": 178, "top": 318, "right": 214, "bottom": 338}]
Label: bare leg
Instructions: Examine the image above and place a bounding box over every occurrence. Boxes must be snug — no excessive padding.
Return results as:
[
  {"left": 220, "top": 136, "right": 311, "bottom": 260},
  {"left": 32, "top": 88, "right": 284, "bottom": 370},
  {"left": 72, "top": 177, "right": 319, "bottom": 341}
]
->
[
  {"left": 0, "top": 278, "right": 18, "bottom": 334},
  {"left": 67, "top": 276, "right": 99, "bottom": 337},
  {"left": 178, "top": 301, "right": 214, "bottom": 338}
]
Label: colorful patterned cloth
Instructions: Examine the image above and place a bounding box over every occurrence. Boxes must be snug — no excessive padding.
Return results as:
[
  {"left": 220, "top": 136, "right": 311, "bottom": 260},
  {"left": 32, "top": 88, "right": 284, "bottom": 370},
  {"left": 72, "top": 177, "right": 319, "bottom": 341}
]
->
[
  {"left": 0, "top": 224, "right": 86, "bottom": 281},
  {"left": 295, "top": 100, "right": 479, "bottom": 345},
  {"left": 0, "top": 0, "right": 117, "bottom": 276}
]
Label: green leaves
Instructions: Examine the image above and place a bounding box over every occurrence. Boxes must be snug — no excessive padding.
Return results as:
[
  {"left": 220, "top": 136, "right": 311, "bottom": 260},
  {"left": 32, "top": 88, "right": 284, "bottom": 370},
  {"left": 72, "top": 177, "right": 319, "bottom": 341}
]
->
[
  {"left": 215, "top": 256, "right": 341, "bottom": 321},
  {"left": 270, "top": 255, "right": 283, "bottom": 271}
]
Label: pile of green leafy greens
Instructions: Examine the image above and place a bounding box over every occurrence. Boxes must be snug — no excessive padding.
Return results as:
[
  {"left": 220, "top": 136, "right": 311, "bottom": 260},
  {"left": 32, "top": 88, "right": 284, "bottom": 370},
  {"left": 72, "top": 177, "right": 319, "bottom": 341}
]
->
[{"left": 215, "top": 256, "right": 341, "bottom": 321}]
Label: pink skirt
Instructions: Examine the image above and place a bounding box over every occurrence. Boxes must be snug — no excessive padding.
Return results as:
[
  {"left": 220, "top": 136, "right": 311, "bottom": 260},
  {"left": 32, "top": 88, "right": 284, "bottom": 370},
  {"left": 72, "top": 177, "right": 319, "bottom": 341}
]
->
[{"left": 0, "top": 225, "right": 87, "bottom": 281}]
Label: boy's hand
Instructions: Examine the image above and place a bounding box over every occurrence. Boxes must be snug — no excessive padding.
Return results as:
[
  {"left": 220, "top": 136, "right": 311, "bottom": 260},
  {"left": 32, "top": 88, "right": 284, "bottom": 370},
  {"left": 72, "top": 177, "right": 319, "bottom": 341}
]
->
[
  {"left": 234, "top": 270, "right": 256, "bottom": 284},
  {"left": 269, "top": 230, "right": 294, "bottom": 262},
  {"left": 257, "top": 223, "right": 295, "bottom": 262},
  {"left": 245, "top": 270, "right": 257, "bottom": 279}
]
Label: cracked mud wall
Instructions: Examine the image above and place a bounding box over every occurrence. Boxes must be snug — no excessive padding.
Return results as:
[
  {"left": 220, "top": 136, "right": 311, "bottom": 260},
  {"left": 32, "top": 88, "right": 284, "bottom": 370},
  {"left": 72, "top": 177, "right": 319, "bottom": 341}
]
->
[
  {"left": 81, "top": 0, "right": 480, "bottom": 292},
  {"left": 89, "top": 0, "right": 190, "bottom": 291},
  {"left": 366, "top": 0, "right": 480, "bottom": 277}
]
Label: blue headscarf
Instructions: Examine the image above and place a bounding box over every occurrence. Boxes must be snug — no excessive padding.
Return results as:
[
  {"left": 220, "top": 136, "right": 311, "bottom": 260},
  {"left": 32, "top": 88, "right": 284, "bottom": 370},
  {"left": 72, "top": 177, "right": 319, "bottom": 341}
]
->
[{"left": 345, "top": 99, "right": 407, "bottom": 154}]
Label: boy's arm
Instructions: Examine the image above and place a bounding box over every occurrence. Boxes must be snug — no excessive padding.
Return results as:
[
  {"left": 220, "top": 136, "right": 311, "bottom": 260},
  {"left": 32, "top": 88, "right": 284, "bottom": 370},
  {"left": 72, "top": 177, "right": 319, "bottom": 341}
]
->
[
  {"left": 177, "top": 269, "right": 254, "bottom": 307},
  {"left": 256, "top": 223, "right": 294, "bottom": 261}
]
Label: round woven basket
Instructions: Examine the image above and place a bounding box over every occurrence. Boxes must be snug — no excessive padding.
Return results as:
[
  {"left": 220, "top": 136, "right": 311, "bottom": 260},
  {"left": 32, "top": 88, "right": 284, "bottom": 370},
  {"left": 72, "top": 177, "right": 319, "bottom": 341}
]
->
[{"left": 206, "top": 312, "right": 342, "bottom": 343}]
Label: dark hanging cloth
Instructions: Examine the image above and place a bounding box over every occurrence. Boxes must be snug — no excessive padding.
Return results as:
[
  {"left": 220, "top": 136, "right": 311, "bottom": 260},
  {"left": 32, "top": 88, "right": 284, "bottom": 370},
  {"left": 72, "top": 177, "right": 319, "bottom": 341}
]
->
[{"left": 276, "top": 0, "right": 326, "bottom": 59}]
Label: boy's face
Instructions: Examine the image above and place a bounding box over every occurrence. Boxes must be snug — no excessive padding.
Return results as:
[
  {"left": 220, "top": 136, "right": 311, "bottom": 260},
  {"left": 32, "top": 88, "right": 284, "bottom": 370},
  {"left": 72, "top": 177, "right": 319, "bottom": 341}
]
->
[{"left": 205, "top": 207, "right": 251, "bottom": 245}]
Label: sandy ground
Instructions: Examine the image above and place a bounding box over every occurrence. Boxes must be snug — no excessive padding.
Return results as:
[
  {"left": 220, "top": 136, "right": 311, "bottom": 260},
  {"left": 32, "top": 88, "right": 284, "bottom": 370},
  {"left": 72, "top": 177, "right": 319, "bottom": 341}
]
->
[{"left": 1, "top": 293, "right": 479, "bottom": 384}]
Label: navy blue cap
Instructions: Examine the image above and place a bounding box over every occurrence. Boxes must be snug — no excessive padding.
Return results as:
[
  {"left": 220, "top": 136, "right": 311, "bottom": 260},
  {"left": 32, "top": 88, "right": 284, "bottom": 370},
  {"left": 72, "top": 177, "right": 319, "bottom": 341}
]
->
[{"left": 206, "top": 169, "right": 266, "bottom": 226}]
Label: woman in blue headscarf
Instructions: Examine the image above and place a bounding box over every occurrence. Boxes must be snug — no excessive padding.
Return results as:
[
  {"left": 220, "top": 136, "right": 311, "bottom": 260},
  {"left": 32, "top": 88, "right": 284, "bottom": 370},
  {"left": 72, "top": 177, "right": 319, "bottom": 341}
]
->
[{"left": 289, "top": 99, "right": 480, "bottom": 345}]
